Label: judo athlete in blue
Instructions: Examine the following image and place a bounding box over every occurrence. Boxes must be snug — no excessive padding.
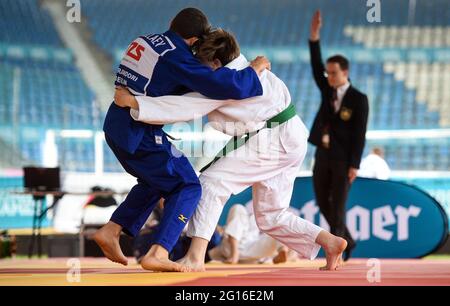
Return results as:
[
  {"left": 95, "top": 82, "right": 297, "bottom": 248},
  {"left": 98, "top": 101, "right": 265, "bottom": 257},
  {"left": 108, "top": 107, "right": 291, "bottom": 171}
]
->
[{"left": 93, "top": 8, "right": 269, "bottom": 272}]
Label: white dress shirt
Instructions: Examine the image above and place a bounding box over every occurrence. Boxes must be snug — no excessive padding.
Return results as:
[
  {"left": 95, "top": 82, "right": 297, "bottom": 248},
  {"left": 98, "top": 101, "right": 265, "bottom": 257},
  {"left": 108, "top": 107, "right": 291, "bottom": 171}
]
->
[{"left": 333, "top": 82, "right": 351, "bottom": 113}]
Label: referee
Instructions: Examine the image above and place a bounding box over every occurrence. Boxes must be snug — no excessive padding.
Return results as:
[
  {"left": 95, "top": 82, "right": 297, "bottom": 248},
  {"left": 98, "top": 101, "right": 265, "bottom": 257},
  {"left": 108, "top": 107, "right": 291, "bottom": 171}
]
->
[{"left": 308, "top": 11, "right": 369, "bottom": 261}]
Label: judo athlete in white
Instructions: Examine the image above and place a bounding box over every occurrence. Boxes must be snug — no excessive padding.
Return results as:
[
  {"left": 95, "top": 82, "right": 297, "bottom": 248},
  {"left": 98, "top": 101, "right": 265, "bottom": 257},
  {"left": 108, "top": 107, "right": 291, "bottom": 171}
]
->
[
  {"left": 358, "top": 147, "right": 391, "bottom": 180},
  {"left": 208, "top": 203, "right": 297, "bottom": 264},
  {"left": 114, "top": 29, "right": 347, "bottom": 271}
]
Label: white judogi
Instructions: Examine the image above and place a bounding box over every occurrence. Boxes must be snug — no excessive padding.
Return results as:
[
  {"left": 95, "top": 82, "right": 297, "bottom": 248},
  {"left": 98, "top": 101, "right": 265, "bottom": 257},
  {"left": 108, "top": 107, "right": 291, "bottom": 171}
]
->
[
  {"left": 130, "top": 54, "right": 322, "bottom": 260},
  {"left": 209, "top": 203, "right": 285, "bottom": 263},
  {"left": 358, "top": 153, "right": 391, "bottom": 180}
]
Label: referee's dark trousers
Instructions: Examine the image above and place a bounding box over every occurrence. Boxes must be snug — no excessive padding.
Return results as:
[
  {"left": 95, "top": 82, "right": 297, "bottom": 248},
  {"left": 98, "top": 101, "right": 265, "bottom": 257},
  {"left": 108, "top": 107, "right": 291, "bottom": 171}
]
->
[{"left": 312, "top": 148, "right": 355, "bottom": 249}]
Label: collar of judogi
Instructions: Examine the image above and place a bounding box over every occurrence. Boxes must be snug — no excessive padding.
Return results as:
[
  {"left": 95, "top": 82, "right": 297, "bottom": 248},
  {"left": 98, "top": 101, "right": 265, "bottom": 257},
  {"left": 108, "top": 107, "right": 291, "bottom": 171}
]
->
[
  {"left": 225, "top": 54, "right": 249, "bottom": 71},
  {"left": 164, "top": 30, "right": 191, "bottom": 52}
]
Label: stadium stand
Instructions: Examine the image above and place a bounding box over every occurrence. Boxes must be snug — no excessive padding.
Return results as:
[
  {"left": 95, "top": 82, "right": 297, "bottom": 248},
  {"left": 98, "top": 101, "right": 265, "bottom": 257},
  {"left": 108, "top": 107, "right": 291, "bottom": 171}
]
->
[
  {"left": 0, "top": 0, "right": 98, "bottom": 168},
  {"left": 0, "top": 0, "right": 448, "bottom": 174}
]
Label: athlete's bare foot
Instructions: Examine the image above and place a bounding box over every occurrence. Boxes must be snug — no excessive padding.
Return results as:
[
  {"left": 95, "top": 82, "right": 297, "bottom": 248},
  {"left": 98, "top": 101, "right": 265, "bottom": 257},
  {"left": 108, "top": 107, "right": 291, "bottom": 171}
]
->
[
  {"left": 140, "top": 244, "right": 189, "bottom": 272},
  {"left": 320, "top": 237, "right": 347, "bottom": 271},
  {"left": 176, "top": 236, "right": 210, "bottom": 272},
  {"left": 315, "top": 230, "right": 347, "bottom": 271},
  {"left": 177, "top": 256, "right": 206, "bottom": 272},
  {"left": 93, "top": 221, "right": 128, "bottom": 266},
  {"left": 141, "top": 255, "right": 189, "bottom": 272},
  {"left": 337, "top": 254, "right": 345, "bottom": 268},
  {"left": 273, "top": 248, "right": 288, "bottom": 264}
]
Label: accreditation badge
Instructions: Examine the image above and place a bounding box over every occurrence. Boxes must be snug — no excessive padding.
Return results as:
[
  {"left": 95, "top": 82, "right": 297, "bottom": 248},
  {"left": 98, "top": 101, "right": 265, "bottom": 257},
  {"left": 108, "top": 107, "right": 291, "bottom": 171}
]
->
[{"left": 340, "top": 107, "right": 352, "bottom": 121}]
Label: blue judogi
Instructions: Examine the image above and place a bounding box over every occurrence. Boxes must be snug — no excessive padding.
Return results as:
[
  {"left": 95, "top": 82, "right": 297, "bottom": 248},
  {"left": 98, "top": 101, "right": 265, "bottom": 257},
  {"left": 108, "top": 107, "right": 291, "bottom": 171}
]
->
[{"left": 103, "top": 30, "right": 262, "bottom": 252}]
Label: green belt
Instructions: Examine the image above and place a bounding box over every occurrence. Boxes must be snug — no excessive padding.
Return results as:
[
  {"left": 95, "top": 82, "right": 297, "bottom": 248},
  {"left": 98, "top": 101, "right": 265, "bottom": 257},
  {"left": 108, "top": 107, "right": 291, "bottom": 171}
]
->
[{"left": 200, "top": 103, "right": 297, "bottom": 173}]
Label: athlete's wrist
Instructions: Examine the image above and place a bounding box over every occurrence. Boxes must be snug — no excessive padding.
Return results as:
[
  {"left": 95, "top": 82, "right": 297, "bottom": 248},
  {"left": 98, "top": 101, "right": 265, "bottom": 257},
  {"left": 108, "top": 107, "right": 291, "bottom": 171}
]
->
[{"left": 128, "top": 97, "right": 139, "bottom": 110}]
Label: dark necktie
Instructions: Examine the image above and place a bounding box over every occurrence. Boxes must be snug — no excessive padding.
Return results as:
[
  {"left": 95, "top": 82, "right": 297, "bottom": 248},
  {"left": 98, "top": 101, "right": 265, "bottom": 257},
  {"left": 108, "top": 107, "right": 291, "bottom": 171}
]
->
[{"left": 331, "top": 88, "right": 338, "bottom": 113}]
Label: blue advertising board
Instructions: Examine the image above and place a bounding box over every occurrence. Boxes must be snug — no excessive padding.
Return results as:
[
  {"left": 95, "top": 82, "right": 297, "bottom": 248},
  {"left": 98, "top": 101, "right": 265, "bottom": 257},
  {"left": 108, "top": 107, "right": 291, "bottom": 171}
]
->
[
  {"left": 220, "top": 177, "right": 448, "bottom": 258},
  {"left": 0, "top": 177, "right": 49, "bottom": 229}
]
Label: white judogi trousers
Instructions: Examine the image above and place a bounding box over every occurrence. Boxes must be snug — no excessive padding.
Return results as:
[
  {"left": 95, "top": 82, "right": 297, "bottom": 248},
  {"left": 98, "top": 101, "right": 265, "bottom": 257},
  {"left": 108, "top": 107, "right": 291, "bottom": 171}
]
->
[{"left": 188, "top": 116, "right": 322, "bottom": 260}]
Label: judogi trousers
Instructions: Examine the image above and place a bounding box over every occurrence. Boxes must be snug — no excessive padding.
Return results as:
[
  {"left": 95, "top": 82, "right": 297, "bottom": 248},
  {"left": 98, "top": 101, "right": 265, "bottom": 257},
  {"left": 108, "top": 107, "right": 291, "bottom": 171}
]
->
[{"left": 105, "top": 125, "right": 201, "bottom": 252}]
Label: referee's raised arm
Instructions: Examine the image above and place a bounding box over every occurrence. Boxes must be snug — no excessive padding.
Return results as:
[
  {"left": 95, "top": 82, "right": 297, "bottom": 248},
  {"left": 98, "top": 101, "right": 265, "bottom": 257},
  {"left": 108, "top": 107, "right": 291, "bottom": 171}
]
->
[{"left": 308, "top": 10, "right": 329, "bottom": 92}]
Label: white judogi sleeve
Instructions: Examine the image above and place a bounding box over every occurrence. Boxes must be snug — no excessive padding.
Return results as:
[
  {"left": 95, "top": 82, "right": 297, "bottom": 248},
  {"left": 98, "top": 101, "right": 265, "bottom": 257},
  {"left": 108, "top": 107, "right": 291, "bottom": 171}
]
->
[
  {"left": 130, "top": 92, "right": 229, "bottom": 125},
  {"left": 131, "top": 92, "right": 261, "bottom": 136},
  {"left": 132, "top": 91, "right": 267, "bottom": 136}
]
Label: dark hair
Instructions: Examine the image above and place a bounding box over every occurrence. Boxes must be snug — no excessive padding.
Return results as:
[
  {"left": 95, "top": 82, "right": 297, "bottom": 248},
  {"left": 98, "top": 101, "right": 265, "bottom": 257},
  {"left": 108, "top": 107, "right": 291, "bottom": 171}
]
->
[
  {"left": 170, "top": 8, "right": 211, "bottom": 39},
  {"left": 196, "top": 28, "right": 240, "bottom": 66},
  {"left": 327, "top": 55, "right": 350, "bottom": 71}
]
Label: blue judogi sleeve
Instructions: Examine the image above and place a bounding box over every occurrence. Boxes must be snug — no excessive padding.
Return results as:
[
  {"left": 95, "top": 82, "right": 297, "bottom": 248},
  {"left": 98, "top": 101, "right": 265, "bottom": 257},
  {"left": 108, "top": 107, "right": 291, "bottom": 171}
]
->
[{"left": 161, "top": 53, "right": 263, "bottom": 100}]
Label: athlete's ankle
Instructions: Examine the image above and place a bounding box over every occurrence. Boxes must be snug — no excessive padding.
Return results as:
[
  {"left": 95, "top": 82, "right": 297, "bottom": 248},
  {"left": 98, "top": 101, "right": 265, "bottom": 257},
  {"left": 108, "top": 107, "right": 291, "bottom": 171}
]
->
[
  {"left": 99, "top": 221, "right": 123, "bottom": 237},
  {"left": 185, "top": 251, "right": 204, "bottom": 263},
  {"left": 147, "top": 244, "right": 170, "bottom": 259}
]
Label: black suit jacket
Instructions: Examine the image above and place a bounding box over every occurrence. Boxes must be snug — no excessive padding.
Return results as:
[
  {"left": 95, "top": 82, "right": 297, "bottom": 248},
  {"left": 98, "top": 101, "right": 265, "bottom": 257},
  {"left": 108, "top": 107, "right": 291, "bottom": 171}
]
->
[{"left": 308, "top": 40, "right": 369, "bottom": 169}]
